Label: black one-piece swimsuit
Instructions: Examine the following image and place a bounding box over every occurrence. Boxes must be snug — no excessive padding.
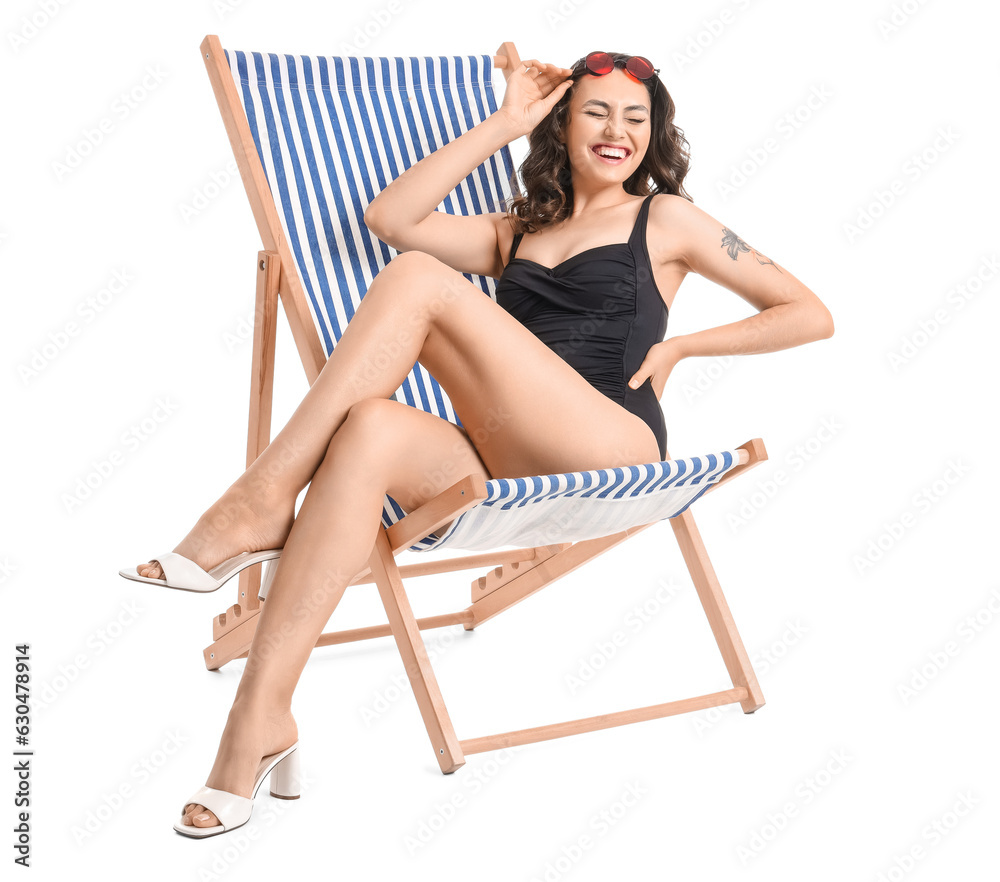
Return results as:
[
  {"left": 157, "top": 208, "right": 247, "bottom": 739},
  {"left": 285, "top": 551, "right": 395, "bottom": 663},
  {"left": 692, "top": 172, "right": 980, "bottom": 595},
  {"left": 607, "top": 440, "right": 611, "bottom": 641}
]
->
[{"left": 495, "top": 193, "right": 669, "bottom": 460}]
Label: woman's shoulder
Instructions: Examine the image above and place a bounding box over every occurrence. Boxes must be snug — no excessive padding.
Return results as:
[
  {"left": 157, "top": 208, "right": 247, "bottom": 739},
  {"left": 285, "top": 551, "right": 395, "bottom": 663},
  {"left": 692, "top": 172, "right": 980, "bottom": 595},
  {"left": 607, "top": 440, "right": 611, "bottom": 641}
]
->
[
  {"left": 646, "top": 193, "right": 699, "bottom": 268},
  {"left": 647, "top": 192, "right": 698, "bottom": 229},
  {"left": 647, "top": 191, "right": 690, "bottom": 212}
]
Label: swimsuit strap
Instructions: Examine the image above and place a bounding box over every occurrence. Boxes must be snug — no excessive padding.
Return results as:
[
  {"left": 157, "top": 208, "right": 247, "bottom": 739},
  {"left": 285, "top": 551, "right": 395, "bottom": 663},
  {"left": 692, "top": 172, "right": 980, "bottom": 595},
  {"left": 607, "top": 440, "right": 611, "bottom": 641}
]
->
[
  {"left": 627, "top": 193, "right": 656, "bottom": 249},
  {"left": 509, "top": 231, "right": 524, "bottom": 261}
]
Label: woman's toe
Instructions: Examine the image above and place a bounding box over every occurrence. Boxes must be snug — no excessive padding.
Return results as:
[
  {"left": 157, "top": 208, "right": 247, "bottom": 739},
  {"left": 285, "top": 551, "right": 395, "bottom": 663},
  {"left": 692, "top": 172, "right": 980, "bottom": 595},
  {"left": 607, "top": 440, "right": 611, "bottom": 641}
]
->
[
  {"left": 138, "top": 562, "right": 164, "bottom": 580},
  {"left": 192, "top": 807, "right": 218, "bottom": 827},
  {"left": 179, "top": 803, "right": 216, "bottom": 827}
]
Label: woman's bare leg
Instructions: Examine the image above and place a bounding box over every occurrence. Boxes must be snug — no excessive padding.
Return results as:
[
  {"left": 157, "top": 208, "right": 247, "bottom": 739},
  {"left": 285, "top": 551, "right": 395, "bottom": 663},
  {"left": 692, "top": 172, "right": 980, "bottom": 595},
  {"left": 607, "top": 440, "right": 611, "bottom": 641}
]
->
[
  {"left": 142, "top": 245, "right": 659, "bottom": 582},
  {"left": 174, "top": 253, "right": 661, "bottom": 829},
  {"left": 178, "top": 398, "right": 493, "bottom": 828}
]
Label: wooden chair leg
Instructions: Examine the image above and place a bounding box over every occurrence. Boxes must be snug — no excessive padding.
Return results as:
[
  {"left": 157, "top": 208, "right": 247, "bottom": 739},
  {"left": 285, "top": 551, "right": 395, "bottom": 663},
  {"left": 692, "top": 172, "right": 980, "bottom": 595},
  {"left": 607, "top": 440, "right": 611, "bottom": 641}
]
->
[
  {"left": 368, "top": 526, "right": 465, "bottom": 773},
  {"left": 669, "top": 507, "right": 765, "bottom": 712},
  {"left": 235, "top": 249, "right": 280, "bottom": 613},
  {"left": 205, "top": 250, "right": 279, "bottom": 669}
]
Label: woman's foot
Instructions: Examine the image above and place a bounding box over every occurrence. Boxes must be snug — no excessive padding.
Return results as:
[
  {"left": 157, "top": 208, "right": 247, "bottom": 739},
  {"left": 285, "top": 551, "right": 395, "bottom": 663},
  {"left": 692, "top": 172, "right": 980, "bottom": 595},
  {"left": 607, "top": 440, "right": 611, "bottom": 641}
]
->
[
  {"left": 137, "top": 471, "right": 296, "bottom": 582},
  {"left": 178, "top": 699, "right": 299, "bottom": 830}
]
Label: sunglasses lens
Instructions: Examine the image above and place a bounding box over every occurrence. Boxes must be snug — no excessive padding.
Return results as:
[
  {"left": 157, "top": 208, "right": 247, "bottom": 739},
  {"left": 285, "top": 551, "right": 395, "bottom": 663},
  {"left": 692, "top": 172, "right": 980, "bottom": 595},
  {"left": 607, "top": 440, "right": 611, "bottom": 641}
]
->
[
  {"left": 585, "top": 51, "right": 614, "bottom": 76},
  {"left": 625, "top": 56, "right": 654, "bottom": 80}
]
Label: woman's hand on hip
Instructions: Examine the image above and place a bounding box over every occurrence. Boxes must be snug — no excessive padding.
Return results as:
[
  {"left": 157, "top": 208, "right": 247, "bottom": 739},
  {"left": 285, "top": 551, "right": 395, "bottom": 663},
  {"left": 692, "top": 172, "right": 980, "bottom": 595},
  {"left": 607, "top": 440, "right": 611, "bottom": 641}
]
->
[
  {"left": 497, "top": 60, "right": 574, "bottom": 137},
  {"left": 628, "top": 339, "right": 687, "bottom": 401}
]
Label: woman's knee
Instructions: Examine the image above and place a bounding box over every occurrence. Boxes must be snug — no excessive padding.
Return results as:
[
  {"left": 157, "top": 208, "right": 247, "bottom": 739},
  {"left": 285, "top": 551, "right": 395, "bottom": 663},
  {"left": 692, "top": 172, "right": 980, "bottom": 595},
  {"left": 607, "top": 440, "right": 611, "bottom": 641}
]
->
[
  {"left": 329, "top": 398, "right": 399, "bottom": 455},
  {"left": 375, "top": 250, "right": 443, "bottom": 287},
  {"left": 373, "top": 251, "right": 468, "bottom": 315},
  {"left": 382, "top": 249, "right": 440, "bottom": 270},
  {"left": 323, "top": 397, "right": 489, "bottom": 509}
]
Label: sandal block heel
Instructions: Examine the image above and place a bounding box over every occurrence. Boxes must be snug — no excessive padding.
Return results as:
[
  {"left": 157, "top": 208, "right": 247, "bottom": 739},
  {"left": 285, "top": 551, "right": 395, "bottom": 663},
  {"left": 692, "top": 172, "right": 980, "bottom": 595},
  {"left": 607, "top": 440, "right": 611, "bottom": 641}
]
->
[
  {"left": 258, "top": 557, "right": 279, "bottom": 601},
  {"left": 269, "top": 746, "right": 301, "bottom": 799}
]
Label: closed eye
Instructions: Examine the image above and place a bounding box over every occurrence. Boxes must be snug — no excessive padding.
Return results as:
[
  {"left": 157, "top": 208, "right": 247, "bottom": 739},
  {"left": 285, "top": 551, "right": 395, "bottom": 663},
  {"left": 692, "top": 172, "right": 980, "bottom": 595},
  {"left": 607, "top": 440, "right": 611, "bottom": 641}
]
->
[{"left": 586, "top": 111, "right": 646, "bottom": 124}]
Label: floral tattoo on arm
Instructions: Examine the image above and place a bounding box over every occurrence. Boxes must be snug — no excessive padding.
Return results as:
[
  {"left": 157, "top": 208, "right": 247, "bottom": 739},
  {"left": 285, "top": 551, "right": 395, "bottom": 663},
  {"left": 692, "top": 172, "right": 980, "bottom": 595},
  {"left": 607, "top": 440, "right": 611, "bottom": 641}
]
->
[{"left": 721, "top": 227, "right": 782, "bottom": 273}]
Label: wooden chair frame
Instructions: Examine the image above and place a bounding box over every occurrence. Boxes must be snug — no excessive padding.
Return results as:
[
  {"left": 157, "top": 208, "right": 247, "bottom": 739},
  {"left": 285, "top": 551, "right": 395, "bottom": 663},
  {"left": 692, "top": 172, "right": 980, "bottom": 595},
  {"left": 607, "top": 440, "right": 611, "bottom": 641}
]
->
[{"left": 198, "top": 35, "right": 768, "bottom": 773}]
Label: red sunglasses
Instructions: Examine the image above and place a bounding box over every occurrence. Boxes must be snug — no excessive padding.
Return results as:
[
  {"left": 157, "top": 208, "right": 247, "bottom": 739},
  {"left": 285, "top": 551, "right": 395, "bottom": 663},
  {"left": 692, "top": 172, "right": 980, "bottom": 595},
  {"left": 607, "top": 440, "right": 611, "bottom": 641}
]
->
[{"left": 584, "top": 51, "right": 659, "bottom": 90}]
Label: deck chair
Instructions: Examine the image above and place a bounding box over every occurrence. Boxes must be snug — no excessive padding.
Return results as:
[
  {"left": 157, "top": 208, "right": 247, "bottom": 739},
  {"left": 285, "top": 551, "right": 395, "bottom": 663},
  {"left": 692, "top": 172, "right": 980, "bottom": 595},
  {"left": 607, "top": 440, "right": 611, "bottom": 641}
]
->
[{"left": 198, "top": 35, "right": 769, "bottom": 773}]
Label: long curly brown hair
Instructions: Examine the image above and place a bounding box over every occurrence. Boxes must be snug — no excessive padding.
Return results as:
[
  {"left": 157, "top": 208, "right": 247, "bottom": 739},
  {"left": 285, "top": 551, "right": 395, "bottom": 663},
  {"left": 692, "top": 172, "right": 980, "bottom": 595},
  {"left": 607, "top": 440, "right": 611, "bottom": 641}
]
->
[{"left": 505, "top": 52, "right": 693, "bottom": 234}]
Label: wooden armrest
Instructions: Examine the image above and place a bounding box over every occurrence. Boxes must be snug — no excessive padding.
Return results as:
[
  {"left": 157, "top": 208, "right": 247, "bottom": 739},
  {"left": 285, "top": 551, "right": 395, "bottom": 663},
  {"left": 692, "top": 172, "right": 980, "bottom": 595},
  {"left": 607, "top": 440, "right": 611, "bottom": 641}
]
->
[
  {"left": 704, "top": 437, "right": 768, "bottom": 495},
  {"left": 347, "top": 473, "right": 490, "bottom": 584}
]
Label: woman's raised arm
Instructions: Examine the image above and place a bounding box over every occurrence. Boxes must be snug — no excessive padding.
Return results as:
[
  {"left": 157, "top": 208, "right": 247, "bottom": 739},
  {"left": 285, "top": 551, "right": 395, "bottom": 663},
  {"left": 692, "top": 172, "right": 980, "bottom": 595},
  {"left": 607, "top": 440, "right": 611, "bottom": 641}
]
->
[
  {"left": 628, "top": 195, "right": 835, "bottom": 398},
  {"left": 666, "top": 196, "right": 835, "bottom": 352},
  {"left": 363, "top": 60, "right": 573, "bottom": 278}
]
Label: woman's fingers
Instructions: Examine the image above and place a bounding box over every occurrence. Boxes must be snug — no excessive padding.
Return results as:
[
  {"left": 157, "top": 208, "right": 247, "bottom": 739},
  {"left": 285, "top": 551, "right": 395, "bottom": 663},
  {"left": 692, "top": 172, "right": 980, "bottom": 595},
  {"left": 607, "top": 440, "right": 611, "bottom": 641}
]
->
[
  {"left": 500, "top": 60, "right": 573, "bottom": 131},
  {"left": 521, "top": 60, "right": 571, "bottom": 80},
  {"left": 518, "top": 61, "right": 573, "bottom": 98},
  {"left": 537, "top": 64, "right": 573, "bottom": 87},
  {"left": 538, "top": 72, "right": 573, "bottom": 98}
]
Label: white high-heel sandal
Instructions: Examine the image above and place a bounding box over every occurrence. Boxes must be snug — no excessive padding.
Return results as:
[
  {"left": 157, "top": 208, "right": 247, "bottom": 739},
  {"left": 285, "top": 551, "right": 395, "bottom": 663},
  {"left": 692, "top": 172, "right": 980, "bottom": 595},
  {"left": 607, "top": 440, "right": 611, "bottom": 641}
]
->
[
  {"left": 118, "top": 548, "right": 282, "bottom": 593},
  {"left": 173, "top": 742, "right": 301, "bottom": 838}
]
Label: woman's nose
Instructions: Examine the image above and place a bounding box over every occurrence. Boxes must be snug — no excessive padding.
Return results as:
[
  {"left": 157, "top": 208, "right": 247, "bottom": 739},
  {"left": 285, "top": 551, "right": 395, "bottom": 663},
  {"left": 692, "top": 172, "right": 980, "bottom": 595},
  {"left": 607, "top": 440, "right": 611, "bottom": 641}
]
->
[{"left": 603, "top": 115, "right": 624, "bottom": 136}]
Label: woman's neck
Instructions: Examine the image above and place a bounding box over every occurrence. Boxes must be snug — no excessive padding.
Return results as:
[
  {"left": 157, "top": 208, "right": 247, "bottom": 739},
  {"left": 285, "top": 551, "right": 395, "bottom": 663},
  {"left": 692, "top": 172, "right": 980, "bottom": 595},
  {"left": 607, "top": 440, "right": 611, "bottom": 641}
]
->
[{"left": 564, "top": 181, "right": 634, "bottom": 218}]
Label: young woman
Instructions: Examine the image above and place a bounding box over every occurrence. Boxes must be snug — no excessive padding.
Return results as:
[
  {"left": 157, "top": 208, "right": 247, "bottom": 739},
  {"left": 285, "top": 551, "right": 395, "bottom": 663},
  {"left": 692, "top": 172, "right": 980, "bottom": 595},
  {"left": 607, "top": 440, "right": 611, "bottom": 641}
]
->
[{"left": 123, "top": 51, "right": 833, "bottom": 836}]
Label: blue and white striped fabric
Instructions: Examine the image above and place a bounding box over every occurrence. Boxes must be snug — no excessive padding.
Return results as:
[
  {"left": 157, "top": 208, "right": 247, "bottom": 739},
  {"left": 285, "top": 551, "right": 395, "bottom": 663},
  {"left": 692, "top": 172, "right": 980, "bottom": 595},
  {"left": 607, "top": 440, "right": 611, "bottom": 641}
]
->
[
  {"left": 223, "top": 49, "right": 512, "bottom": 423},
  {"left": 425, "top": 449, "right": 742, "bottom": 551},
  {"left": 222, "top": 46, "right": 737, "bottom": 553},
  {"left": 223, "top": 48, "right": 516, "bottom": 550}
]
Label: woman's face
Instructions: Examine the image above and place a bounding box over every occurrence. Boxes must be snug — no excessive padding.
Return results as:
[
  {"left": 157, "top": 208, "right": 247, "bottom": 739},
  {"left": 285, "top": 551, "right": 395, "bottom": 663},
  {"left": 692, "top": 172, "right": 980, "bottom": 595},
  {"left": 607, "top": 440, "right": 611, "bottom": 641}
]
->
[{"left": 562, "top": 68, "right": 652, "bottom": 184}]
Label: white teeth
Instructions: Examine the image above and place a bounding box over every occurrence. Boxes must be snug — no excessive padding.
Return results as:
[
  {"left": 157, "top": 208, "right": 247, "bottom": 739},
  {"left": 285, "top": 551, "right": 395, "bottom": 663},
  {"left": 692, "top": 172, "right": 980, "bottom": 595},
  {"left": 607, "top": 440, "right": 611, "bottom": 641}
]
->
[{"left": 594, "top": 146, "right": 627, "bottom": 159}]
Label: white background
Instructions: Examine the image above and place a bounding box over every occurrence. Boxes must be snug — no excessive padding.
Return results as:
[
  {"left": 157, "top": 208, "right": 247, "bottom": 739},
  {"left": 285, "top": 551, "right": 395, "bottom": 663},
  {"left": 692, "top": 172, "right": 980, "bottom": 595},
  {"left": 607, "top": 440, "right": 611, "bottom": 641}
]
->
[{"left": 3, "top": 0, "right": 997, "bottom": 879}]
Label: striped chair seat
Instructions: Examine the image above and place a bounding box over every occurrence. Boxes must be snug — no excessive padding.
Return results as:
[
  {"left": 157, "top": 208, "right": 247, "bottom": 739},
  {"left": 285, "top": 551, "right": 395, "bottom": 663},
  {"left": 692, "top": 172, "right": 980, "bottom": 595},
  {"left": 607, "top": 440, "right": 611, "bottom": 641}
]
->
[{"left": 403, "top": 449, "right": 743, "bottom": 552}]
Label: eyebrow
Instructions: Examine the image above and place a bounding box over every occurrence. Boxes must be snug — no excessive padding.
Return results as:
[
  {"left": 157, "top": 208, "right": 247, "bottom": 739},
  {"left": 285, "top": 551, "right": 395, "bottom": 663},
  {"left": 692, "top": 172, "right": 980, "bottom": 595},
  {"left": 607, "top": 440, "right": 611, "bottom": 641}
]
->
[{"left": 581, "top": 98, "right": 649, "bottom": 113}]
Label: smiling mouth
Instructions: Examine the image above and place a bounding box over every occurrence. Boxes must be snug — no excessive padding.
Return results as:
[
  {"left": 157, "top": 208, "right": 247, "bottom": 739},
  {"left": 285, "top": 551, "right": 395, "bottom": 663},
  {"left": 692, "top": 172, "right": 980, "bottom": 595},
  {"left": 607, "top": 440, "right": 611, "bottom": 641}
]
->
[{"left": 591, "top": 145, "right": 631, "bottom": 163}]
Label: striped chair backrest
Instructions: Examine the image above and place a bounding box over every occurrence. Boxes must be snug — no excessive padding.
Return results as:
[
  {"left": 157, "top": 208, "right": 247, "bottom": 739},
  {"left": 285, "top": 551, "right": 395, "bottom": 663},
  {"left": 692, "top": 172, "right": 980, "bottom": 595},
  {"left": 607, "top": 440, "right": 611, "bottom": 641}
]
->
[{"left": 222, "top": 49, "right": 515, "bottom": 427}]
